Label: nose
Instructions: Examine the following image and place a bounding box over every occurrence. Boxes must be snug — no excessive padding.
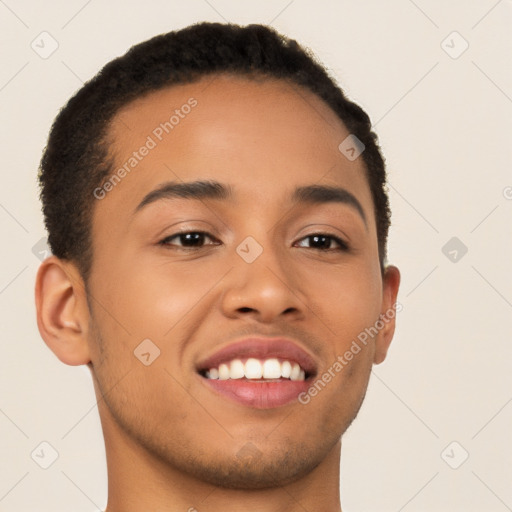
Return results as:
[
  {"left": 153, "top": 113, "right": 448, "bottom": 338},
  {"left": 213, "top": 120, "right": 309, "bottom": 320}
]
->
[{"left": 220, "top": 239, "right": 305, "bottom": 324}]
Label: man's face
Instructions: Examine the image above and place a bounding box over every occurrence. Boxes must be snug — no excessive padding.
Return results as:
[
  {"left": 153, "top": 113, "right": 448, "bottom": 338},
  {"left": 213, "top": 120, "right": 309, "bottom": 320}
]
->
[{"left": 85, "top": 74, "right": 396, "bottom": 488}]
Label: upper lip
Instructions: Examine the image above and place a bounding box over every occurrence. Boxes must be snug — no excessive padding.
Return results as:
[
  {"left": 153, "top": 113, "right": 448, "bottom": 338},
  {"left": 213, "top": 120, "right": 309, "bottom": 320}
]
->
[{"left": 196, "top": 337, "right": 318, "bottom": 377}]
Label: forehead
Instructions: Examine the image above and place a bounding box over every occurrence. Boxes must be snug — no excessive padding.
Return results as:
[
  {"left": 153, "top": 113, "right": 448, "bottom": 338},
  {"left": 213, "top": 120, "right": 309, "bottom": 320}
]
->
[
  {"left": 100, "top": 74, "right": 374, "bottom": 222},
  {"left": 111, "top": 73, "right": 344, "bottom": 136}
]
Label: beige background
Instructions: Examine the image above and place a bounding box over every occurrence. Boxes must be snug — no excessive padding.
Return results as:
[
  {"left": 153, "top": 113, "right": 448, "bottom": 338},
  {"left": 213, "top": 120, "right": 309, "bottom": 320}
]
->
[{"left": 1, "top": 1, "right": 511, "bottom": 510}]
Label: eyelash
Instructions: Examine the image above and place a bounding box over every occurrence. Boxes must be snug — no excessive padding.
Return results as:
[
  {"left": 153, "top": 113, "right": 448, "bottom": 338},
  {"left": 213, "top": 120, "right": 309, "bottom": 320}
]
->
[{"left": 158, "top": 231, "right": 349, "bottom": 252}]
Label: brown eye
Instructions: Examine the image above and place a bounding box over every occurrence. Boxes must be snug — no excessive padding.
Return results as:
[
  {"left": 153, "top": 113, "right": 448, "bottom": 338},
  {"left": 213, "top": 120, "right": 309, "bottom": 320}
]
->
[
  {"left": 159, "top": 231, "right": 220, "bottom": 249},
  {"left": 295, "top": 234, "right": 348, "bottom": 251}
]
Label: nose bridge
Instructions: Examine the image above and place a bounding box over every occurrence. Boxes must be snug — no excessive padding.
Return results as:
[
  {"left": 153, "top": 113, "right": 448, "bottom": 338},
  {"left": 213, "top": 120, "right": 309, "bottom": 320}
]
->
[
  {"left": 221, "top": 229, "right": 304, "bottom": 320},
  {"left": 231, "top": 200, "right": 288, "bottom": 277},
  {"left": 236, "top": 229, "right": 290, "bottom": 283}
]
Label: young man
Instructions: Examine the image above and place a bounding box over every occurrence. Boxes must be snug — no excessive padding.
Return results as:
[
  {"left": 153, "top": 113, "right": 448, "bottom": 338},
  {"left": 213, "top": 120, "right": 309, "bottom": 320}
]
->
[{"left": 35, "top": 22, "right": 400, "bottom": 511}]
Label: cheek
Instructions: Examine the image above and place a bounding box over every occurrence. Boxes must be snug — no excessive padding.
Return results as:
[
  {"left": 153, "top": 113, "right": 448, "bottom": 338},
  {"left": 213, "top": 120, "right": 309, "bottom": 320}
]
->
[
  {"left": 302, "top": 263, "right": 382, "bottom": 342},
  {"left": 129, "top": 262, "right": 231, "bottom": 342},
  {"left": 92, "top": 252, "right": 228, "bottom": 340},
  {"left": 299, "top": 263, "right": 381, "bottom": 410}
]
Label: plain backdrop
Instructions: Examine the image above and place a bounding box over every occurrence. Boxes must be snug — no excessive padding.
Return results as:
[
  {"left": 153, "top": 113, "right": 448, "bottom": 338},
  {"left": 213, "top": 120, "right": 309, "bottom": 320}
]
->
[{"left": 1, "top": 1, "right": 511, "bottom": 511}]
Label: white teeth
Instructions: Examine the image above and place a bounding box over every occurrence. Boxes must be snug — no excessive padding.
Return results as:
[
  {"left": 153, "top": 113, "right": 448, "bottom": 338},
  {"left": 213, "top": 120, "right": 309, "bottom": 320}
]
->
[
  {"left": 281, "top": 360, "right": 292, "bottom": 378},
  {"left": 290, "top": 363, "right": 301, "bottom": 381},
  {"left": 245, "top": 358, "right": 263, "bottom": 379},
  {"left": 218, "top": 363, "right": 230, "bottom": 380},
  {"left": 207, "top": 368, "right": 219, "bottom": 379},
  {"left": 262, "top": 358, "right": 281, "bottom": 379},
  {"left": 204, "top": 358, "right": 307, "bottom": 381},
  {"left": 229, "top": 359, "right": 245, "bottom": 379}
]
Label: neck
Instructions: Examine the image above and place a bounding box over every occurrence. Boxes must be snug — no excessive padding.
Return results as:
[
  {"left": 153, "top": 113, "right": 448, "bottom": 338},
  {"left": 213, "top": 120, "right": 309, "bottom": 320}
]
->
[{"left": 101, "top": 410, "right": 343, "bottom": 512}]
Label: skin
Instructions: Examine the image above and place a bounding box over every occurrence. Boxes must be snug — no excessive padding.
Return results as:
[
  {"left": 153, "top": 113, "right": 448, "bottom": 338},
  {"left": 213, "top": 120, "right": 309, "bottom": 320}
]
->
[{"left": 35, "top": 74, "right": 400, "bottom": 512}]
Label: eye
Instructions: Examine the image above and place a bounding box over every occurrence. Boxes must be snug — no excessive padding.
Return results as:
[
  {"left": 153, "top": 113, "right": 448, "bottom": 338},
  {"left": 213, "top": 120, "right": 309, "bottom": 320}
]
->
[
  {"left": 159, "top": 231, "right": 220, "bottom": 249},
  {"left": 294, "top": 233, "right": 349, "bottom": 252},
  {"left": 158, "top": 231, "right": 348, "bottom": 252}
]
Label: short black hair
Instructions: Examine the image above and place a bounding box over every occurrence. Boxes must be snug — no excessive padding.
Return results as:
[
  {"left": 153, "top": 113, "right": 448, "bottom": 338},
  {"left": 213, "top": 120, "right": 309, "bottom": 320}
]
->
[{"left": 39, "top": 21, "right": 391, "bottom": 282}]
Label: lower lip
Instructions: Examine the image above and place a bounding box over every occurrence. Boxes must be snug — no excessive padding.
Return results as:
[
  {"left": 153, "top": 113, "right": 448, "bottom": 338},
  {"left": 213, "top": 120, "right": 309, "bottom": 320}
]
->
[{"left": 200, "top": 376, "right": 310, "bottom": 409}]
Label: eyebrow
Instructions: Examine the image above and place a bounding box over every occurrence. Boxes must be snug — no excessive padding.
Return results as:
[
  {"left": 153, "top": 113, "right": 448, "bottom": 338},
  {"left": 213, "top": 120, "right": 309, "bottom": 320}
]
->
[
  {"left": 134, "top": 179, "right": 367, "bottom": 226},
  {"left": 134, "top": 180, "right": 232, "bottom": 212},
  {"left": 292, "top": 184, "right": 367, "bottom": 226}
]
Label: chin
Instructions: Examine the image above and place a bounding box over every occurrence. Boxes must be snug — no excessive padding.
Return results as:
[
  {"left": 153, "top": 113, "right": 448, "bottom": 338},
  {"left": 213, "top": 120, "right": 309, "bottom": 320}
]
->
[{"left": 170, "top": 438, "right": 330, "bottom": 490}]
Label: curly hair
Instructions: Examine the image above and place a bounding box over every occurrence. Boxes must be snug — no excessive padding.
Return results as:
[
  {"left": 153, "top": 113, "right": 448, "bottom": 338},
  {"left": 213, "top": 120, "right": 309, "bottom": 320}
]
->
[{"left": 38, "top": 21, "right": 391, "bottom": 283}]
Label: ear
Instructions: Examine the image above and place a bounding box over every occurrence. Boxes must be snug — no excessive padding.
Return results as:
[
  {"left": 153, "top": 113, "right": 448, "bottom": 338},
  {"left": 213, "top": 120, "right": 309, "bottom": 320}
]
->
[
  {"left": 35, "top": 256, "right": 91, "bottom": 366},
  {"left": 373, "top": 265, "right": 401, "bottom": 365}
]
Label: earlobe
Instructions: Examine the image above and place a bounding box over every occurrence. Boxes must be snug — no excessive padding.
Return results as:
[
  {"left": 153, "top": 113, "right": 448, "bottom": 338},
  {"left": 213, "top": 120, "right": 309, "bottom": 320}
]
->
[
  {"left": 373, "top": 265, "right": 401, "bottom": 365},
  {"left": 35, "top": 256, "right": 91, "bottom": 366}
]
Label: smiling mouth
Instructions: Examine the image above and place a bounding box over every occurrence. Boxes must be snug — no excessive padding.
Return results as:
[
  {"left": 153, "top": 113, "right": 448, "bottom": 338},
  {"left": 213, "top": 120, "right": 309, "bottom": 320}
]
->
[
  {"left": 195, "top": 337, "right": 318, "bottom": 408},
  {"left": 198, "top": 357, "right": 310, "bottom": 381}
]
